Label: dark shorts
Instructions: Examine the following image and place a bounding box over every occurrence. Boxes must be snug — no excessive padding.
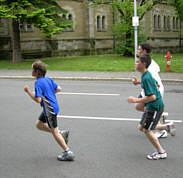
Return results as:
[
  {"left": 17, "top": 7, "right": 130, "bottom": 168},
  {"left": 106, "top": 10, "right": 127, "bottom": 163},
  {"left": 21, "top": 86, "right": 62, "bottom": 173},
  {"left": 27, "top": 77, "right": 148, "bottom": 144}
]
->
[
  {"left": 38, "top": 112, "right": 57, "bottom": 129},
  {"left": 140, "top": 108, "right": 164, "bottom": 130}
]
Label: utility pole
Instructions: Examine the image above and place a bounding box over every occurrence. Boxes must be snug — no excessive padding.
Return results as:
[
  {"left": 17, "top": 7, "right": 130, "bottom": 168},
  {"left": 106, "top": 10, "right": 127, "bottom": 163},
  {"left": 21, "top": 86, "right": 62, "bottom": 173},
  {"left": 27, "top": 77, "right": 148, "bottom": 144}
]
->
[{"left": 133, "top": 0, "right": 139, "bottom": 63}]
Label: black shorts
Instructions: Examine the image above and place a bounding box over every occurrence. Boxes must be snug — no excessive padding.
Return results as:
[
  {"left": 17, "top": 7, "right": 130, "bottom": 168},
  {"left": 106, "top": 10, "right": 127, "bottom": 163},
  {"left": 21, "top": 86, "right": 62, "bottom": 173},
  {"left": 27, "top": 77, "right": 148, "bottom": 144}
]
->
[
  {"left": 38, "top": 112, "right": 57, "bottom": 129},
  {"left": 140, "top": 108, "right": 164, "bottom": 130}
]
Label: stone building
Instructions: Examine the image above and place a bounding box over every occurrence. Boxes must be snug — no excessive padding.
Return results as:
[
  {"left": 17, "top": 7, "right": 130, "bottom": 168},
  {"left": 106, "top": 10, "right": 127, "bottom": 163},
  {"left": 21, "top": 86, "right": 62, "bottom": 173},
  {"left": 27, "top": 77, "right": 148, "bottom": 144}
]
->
[
  {"left": 145, "top": 2, "right": 183, "bottom": 53},
  {"left": 0, "top": 0, "right": 182, "bottom": 59}
]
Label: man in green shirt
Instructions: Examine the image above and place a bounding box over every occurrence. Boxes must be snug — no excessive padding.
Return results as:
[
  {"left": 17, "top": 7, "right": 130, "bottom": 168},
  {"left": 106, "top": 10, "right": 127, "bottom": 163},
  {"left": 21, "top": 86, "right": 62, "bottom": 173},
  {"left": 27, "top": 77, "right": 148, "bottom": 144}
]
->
[
  {"left": 141, "top": 68, "right": 164, "bottom": 112},
  {"left": 128, "top": 54, "right": 171, "bottom": 160}
]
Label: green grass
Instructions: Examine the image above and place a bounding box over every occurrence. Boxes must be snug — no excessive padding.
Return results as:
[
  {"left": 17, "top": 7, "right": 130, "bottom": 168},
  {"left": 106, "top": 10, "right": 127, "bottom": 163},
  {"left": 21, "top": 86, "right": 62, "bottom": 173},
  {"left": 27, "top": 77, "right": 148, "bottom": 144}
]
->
[
  {"left": 0, "top": 53, "right": 182, "bottom": 73},
  {"left": 151, "top": 53, "right": 183, "bottom": 73}
]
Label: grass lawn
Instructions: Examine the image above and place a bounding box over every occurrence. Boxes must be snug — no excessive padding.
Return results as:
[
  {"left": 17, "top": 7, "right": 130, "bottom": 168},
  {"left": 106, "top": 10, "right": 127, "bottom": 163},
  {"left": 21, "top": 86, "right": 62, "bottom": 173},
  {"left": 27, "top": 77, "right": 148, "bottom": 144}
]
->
[{"left": 0, "top": 53, "right": 182, "bottom": 73}]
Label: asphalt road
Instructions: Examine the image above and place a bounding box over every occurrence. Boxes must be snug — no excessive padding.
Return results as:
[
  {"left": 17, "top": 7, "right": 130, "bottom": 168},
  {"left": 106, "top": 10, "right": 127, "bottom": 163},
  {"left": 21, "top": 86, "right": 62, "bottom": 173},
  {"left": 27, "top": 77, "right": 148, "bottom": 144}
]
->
[{"left": 0, "top": 79, "right": 183, "bottom": 178}]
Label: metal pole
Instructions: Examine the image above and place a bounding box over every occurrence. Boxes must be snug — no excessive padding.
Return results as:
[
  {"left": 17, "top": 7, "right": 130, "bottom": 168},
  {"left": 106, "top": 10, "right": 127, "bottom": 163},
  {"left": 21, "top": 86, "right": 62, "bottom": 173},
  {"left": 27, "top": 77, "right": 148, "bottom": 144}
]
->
[{"left": 134, "top": 0, "right": 138, "bottom": 63}]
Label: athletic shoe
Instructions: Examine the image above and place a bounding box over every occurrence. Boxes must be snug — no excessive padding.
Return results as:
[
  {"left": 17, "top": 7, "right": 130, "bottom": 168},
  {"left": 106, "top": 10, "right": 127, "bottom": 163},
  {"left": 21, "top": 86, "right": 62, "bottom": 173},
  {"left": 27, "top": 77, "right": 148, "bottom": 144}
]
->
[
  {"left": 59, "top": 130, "right": 69, "bottom": 144},
  {"left": 166, "top": 122, "right": 176, "bottom": 136},
  {"left": 147, "top": 151, "right": 167, "bottom": 160},
  {"left": 160, "top": 112, "right": 168, "bottom": 124},
  {"left": 154, "top": 130, "right": 168, "bottom": 138},
  {"left": 57, "top": 151, "right": 75, "bottom": 161}
]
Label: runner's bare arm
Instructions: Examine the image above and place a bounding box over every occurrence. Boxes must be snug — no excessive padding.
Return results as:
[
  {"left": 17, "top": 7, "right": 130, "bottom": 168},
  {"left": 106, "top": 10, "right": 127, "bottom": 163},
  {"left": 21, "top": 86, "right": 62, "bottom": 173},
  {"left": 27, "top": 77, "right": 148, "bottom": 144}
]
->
[
  {"left": 24, "top": 85, "right": 42, "bottom": 103},
  {"left": 127, "top": 94, "right": 156, "bottom": 103}
]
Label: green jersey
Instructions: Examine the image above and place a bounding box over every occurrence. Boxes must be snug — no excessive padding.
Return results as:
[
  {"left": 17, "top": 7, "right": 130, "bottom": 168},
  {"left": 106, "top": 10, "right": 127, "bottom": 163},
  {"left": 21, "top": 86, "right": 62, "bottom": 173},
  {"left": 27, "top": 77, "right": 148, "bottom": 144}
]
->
[{"left": 141, "top": 71, "right": 164, "bottom": 111}]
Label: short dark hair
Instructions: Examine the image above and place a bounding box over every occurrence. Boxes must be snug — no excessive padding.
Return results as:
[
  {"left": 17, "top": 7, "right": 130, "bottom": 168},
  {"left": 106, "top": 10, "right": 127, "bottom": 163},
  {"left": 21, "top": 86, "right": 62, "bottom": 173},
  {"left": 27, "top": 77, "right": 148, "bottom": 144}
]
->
[
  {"left": 140, "top": 43, "right": 152, "bottom": 54},
  {"left": 32, "top": 60, "right": 47, "bottom": 77},
  {"left": 139, "top": 54, "right": 151, "bottom": 69}
]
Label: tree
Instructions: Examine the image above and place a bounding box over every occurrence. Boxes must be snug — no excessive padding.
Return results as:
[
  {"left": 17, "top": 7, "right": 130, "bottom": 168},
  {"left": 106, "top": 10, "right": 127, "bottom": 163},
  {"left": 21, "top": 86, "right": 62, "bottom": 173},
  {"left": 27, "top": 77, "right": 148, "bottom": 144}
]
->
[
  {"left": 0, "top": 0, "right": 72, "bottom": 62},
  {"left": 93, "top": 0, "right": 161, "bottom": 56},
  {"left": 170, "top": 0, "right": 183, "bottom": 20},
  {"left": 169, "top": 0, "right": 183, "bottom": 48}
]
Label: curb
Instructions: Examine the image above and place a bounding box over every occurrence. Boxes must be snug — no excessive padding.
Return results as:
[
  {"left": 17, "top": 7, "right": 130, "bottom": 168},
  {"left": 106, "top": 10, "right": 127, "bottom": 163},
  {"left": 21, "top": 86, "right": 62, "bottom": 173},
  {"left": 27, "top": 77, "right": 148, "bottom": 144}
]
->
[{"left": 0, "top": 75, "right": 183, "bottom": 83}]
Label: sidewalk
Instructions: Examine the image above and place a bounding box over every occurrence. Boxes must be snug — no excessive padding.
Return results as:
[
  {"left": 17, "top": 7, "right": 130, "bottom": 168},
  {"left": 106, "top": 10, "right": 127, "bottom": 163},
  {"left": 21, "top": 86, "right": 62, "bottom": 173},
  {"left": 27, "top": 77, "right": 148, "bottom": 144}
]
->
[{"left": 0, "top": 70, "right": 183, "bottom": 83}]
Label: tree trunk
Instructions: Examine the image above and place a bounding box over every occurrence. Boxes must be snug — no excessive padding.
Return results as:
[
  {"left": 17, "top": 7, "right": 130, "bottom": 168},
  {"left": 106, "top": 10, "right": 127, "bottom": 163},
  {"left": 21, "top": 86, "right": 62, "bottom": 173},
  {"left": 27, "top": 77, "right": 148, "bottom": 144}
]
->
[{"left": 12, "top": 19, "right": 23, "bottom": 63}]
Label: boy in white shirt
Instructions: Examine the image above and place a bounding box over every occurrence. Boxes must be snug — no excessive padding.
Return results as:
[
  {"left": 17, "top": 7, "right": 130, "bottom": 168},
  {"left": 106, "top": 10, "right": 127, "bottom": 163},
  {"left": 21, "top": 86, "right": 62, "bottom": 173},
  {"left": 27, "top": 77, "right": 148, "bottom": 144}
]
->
[{"left": 132, "top": 43, "right": 175, "bottom": 138}]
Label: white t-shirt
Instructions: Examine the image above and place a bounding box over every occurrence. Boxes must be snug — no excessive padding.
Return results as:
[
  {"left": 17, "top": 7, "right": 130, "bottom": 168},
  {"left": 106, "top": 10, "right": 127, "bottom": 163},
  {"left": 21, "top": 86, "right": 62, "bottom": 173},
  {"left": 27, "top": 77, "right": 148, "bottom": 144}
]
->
[{"left": 141, "top": 59, "right": 164, "bottom": 97}]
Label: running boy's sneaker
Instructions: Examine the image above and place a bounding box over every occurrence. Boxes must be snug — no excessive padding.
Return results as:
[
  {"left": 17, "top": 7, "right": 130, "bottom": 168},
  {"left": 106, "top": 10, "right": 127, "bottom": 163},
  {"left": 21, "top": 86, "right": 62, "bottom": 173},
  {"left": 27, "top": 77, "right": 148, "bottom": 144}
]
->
[
  {"left": 166, "top": 122, "right": 176, "bottom": 136},
  {"left": 154, "top": 130, "right": 168, "bottom": 138},
  {"left": 57, "top": 151, "right": 75, "bottom": 161},
  {"left": 147, "top": 151, "right": 167, "bottom": 160},
  {"left": 160, "top": 112, "right": 168, "bottom": 124},
  {"left": 59, "top": 130, "right": 69, "bottom": 144}
]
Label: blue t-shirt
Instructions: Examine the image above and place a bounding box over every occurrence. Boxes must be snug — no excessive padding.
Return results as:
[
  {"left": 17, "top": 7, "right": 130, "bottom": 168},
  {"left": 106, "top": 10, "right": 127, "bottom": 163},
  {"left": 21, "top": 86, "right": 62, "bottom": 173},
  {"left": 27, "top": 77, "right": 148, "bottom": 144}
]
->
[{"left": 35, "top": 77, "right": 59, "bottom": 115}]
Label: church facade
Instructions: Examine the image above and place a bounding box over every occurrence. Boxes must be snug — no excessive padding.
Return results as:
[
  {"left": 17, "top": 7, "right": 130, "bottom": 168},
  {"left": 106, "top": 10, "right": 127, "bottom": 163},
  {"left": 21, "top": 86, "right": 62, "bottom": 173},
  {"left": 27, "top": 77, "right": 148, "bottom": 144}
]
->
[{"left": 0, "top": 0, "right": 182, "bottom": 59}]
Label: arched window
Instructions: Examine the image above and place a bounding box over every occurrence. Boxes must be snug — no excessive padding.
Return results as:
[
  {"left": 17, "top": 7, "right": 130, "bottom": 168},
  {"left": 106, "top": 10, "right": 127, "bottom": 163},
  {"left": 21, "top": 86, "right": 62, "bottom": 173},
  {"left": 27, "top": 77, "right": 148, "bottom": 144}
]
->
[
  {"left": 60, "top": 10, "right": 74, "bottom": 32},
  {"left": 176, "top": 18, "right": 179, "bottom": 29},
  {"left": 164, "top": 16, "right": 167, "bottom": 30},
  {"left": 158, "top": 15, "right": 161, "bottom": 29},
  {"left": 167, "top": 16, "right": 170, "bottom": 30},
  {"left": 97, "top": 16, "right": 100, "bottom": 31},
  {"left": 102, "top": 16, "right": 105, "bottom": 30},
  {"left": 19, "top": 20, "right": 25, "bottom": 32},
  {"left": 62, "top": 14, "right": 66, "bottom": 19},
  {"left": 27, "top": 23, "right": 33, "bottom": 32},
  {"left": 153, "top": 15, "right": 157, "bottom": 29},
  {"left": 68, "top": 14, "right": 72, "bottom": 21},
  {"left": 173, "top": 17, "right": 175, "bottom": 29},
  {"left": 68, "top": 14, "right": 73, "bottom": 31}
]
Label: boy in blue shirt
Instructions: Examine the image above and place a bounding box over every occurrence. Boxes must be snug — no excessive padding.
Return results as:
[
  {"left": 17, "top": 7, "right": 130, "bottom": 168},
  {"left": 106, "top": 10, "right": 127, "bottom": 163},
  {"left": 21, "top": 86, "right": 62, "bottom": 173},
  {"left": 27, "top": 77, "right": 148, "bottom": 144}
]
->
[
  {"left": 24, "top": 60, "right": 75, "bottom": 161},
  {"left": 128, "top": 54, "right": 168, "bottom": 160}
]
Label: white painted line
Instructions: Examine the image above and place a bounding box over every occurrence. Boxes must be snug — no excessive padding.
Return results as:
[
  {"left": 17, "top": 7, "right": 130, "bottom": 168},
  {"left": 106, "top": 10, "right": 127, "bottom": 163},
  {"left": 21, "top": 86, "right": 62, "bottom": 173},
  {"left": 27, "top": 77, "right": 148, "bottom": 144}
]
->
[
  {"left": 58, "top": 115, "right": 183, "bottom": 123},
  {"left": 58, "top": 115, "right": 139, "bottom": 121},
  {"left": 166, "top": 120, "right": 183, "bottom": 123},
  {"left": 57, "top": 92, "right": 120, "bottom": 96}
]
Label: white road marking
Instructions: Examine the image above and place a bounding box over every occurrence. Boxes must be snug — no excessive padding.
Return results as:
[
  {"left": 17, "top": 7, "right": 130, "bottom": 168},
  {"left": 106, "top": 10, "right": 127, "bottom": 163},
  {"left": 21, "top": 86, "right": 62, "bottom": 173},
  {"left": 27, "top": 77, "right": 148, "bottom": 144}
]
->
[
  {"left": 57, "top": 92, "right": 120, "bottom": 96},
  {"left": 58, "top": 115, "right": 182, "bottom": 123}
]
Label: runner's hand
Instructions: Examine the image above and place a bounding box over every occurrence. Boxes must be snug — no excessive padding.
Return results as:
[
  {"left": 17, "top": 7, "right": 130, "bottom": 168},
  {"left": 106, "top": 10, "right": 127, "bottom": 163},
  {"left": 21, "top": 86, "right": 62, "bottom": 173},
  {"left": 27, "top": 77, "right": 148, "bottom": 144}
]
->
[
  {"left": 132, "top": 76, "right": 139, "bottom": 85},
  {"left": 127, "top": 96, "right": 136, "bottom": 103}
]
